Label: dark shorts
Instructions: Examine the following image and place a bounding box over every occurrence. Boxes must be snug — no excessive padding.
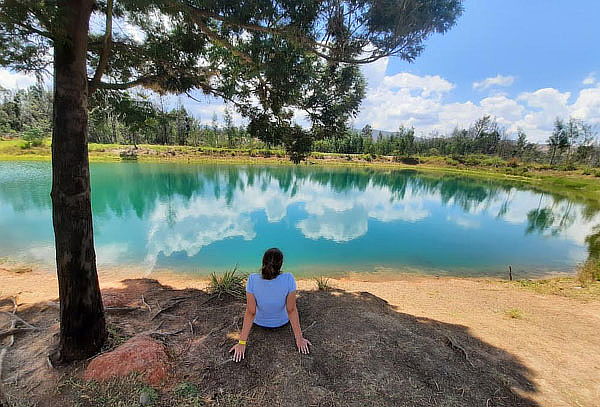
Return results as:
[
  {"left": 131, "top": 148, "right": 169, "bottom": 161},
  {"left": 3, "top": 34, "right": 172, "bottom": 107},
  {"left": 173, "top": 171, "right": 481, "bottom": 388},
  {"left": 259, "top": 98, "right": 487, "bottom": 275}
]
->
[{"left": 253, "top": 321, "right": 290, "bottom": 331}]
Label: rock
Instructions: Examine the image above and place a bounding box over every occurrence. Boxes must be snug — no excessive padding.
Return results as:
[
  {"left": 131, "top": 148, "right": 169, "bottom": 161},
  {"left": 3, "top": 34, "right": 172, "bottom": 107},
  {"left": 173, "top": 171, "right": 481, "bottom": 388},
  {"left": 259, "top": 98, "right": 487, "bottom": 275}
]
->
[
  {"left": 83, "top": 335, "right": 170, "bottom": 386},
  {"left": 139, "top": 389, "right": 154, "bottom": 406}
]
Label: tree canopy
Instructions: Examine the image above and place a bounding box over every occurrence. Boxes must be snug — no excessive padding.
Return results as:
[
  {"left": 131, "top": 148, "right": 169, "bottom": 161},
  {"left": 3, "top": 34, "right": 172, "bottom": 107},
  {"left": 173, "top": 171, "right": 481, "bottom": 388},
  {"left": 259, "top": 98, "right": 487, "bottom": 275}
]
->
[{"left": 1, "top": 0, "right": 463, "bottom": 147}]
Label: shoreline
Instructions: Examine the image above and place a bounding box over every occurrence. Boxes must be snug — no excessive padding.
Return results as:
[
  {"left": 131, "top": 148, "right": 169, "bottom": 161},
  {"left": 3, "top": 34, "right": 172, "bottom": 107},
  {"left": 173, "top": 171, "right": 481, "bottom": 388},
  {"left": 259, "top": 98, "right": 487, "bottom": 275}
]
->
[
  {"left": 3, "top": 143, "right": 600, "bottom": 211},
  {"left": 1, "top": 262, "right": 597, "bottom": 306}
]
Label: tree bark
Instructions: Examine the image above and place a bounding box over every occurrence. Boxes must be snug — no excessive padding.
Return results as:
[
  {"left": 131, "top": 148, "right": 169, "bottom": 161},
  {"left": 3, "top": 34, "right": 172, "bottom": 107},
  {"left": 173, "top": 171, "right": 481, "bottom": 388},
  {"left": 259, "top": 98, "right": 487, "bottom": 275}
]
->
[{"left": 49, "top": 0, "right": 107, "bottom": 364}]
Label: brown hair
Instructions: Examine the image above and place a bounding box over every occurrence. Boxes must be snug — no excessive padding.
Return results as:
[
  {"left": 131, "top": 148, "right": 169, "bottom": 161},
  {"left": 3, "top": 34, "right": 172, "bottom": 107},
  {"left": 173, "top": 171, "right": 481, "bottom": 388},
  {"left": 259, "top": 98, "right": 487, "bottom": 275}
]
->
[{"left": 261, "top": 248, "right": 284, "bottom": 280}]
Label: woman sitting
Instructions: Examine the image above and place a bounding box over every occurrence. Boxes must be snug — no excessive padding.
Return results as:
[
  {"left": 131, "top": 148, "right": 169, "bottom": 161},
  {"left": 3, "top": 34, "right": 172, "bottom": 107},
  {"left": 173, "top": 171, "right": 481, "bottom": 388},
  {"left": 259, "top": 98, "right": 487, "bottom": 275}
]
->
[{"left": 229, "top": 248, "right": 312, "bottom": 362}]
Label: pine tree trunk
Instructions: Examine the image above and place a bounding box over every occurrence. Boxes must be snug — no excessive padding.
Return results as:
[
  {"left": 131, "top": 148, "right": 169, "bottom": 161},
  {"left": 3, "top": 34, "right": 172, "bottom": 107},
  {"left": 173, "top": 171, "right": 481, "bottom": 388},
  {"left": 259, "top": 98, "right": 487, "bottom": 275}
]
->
[{"left": 49, "top": 0, "right": 107, "bottom": 364}]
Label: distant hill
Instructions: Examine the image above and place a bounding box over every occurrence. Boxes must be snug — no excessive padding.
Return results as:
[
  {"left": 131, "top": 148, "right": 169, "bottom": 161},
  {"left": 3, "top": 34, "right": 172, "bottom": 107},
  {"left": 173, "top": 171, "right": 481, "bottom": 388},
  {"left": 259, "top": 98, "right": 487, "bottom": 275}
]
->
[{"left": 353, "top": 128, "right": 396, "bottom": 140}]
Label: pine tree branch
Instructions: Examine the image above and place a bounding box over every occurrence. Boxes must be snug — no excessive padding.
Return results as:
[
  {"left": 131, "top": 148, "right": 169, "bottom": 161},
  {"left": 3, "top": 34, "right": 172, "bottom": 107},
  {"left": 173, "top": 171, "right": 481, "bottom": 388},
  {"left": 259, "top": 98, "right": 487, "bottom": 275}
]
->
[{"left": 89, "top": 0, "right": 114, "bottom": 94}]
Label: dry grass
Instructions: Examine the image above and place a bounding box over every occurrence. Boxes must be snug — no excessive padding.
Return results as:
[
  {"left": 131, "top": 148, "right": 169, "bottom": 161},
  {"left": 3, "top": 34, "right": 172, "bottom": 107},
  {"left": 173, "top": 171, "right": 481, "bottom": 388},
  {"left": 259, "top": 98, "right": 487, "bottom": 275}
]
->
[
  {"left": 57, "top": 374, "right": 158, "bottom": 407},
  {"left": 514, "top": 277, "right": 600, "bottom": 301},
  {"left": 505, "top": 308, "right": 524, "bottom": 319},
  {"left": 576, "top": 259, "right": 600, "bottom": 287}
]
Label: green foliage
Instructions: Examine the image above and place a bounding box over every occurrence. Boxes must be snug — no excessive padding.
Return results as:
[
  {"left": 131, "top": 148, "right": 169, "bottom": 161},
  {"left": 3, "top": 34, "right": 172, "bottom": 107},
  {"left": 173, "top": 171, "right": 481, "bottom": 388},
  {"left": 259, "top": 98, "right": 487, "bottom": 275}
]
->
[
  {"left": 208, "top": 267, "right": 247, "bottom": 299},
  {"left": 1, "top": 0, "right": 464, "bottom": 163},
  {"left": 171, "top": 382, "right": 204, "bottom": 407},
  {"left": 22, "top": 127, "right": 45, "bottom": 147},
  {"left": 283, "top": 125, "right": 313, "bottom": 164},
  {"left": 577, "top": 259, "right": 600, "bottom": 287},
  {"left": 58, "top": 375, "right": 156, "bottom": 407},
  {"left": 314, "top": 276, "right": 332, "bottom": 291}
]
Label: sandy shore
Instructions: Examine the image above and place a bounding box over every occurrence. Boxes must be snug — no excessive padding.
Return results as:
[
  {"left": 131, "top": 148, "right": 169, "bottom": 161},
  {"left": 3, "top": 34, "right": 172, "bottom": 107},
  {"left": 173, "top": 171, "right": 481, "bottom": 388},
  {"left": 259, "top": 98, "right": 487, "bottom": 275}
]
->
[{"left": 1, "top": 266, "right": 599, "bottom": 406}]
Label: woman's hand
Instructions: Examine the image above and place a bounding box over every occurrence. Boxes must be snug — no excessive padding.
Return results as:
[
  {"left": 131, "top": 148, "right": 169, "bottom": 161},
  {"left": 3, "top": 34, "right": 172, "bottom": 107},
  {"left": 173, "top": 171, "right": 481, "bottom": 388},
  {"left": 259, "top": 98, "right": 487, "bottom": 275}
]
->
[
  {"left": 295, "top": 336, "right": 312, "bottom": 354},
  {"left": 229, "top": 343, "right": 246, "bottom": 362}
]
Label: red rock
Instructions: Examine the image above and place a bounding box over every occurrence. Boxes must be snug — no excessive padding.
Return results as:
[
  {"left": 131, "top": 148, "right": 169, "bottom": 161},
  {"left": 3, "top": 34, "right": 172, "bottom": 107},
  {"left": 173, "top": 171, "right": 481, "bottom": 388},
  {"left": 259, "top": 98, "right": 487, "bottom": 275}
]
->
[{"left": 83, "top": 335, "right": 170, "bottom": 386}]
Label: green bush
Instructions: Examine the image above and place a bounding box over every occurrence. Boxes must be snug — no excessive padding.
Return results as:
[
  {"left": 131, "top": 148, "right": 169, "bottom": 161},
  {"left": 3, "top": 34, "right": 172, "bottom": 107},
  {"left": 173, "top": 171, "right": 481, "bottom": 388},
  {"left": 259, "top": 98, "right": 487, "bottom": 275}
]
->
[
  {"left": 314, "top": 276, "right": 332, "bottom": 291},
  {"left": 480, "top": 156, "right": 506, "bottom": 168},
  {"left": 577, "top": 259, "right": 600, "bottom": 286},
  {"left": 208, "top": 267, "right": 247, "bottom": 299},
  {"left": 507, "top": 157, "right": 519, "bottom": 168},
  {"left": 444, "top": 157, "right": 460, "bottom": 166},
  {"left": 22, "top": 127, "right": 45, "bottom": 147},
  {"left": 558, "top": 162, "right": 577, "bottom": 171}
]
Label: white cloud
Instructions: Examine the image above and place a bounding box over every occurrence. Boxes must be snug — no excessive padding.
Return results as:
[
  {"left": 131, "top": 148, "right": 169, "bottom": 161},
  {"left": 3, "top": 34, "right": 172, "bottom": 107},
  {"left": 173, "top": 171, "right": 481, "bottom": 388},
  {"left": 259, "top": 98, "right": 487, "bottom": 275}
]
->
[
  {"left": 583, "top": 72, "right": 597, "bottom": 86},
  {"left": 361, "top": 57, "right": 389, "bottom": 89},
  {"left": 473, "top": 75, "right": 515, "bottom": 91},
  {"left": 382, "top": 73, "right": 455, "bottom": 97},
  {"left": 356, "top": 69, "right": 600, "bottom": 142},
  {"left": 0, "top": 70, "right": 37, "bottom": 90}
]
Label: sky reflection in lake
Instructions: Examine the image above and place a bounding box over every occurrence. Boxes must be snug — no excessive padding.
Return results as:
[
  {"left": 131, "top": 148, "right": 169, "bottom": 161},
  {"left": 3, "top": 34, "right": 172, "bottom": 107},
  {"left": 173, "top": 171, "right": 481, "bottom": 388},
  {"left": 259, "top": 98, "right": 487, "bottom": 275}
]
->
[{"left": 0, "top": 161, "right": 597, "bottom": 277}]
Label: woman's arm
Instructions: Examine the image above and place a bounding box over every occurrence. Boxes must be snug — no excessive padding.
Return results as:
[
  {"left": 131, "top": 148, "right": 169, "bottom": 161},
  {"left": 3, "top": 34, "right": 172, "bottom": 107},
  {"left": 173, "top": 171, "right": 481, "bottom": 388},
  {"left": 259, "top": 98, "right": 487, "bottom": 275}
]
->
[
  {"left": 286, "top": 291, "right": 311, "bottom": 354},
  {"left": 229, "top": 292, "right": 256, "bottom": 362}
]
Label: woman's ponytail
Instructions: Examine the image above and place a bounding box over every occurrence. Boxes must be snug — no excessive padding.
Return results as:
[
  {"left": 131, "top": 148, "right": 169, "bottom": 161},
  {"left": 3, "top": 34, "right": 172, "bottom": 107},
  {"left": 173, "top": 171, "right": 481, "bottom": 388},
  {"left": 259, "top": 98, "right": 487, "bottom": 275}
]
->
[{"left": 261, "top": 248, "right": 284, "bottom": 280}]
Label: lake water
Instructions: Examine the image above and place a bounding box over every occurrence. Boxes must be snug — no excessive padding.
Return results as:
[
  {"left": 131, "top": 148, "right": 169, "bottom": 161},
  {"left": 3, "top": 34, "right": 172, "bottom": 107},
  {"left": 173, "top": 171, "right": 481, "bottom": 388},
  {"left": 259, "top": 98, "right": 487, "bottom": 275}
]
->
[{"left": 0, "top": 161, "right": 597, "bottom": 278}]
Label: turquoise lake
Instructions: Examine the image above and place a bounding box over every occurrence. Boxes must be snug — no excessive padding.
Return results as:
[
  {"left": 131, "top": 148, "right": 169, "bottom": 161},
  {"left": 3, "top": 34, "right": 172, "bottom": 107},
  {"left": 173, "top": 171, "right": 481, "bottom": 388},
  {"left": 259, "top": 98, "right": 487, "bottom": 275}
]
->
[{"left": 0, "top": 161, "right": 597, "bottom": 278}]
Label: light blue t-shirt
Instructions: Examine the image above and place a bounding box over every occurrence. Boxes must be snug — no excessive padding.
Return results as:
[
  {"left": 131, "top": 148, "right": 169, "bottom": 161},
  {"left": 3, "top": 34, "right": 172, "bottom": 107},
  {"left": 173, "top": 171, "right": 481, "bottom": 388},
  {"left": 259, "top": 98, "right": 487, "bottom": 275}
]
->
[{"left": 246, "top": 272, "right": 297, "bottom": 328}]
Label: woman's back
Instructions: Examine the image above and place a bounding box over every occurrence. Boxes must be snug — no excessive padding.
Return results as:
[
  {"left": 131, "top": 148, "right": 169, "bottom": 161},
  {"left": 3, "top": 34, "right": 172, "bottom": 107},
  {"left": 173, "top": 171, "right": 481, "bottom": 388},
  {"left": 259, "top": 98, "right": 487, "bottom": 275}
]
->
[{"left": 246, "top": 272, "right": 296, "bottom": 328}]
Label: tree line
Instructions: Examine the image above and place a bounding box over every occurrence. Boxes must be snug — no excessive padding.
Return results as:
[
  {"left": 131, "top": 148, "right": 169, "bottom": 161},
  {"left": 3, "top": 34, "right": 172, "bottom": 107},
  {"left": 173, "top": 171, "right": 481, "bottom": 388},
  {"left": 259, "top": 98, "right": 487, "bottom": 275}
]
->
[{"left": 2, "top": 85, "right": 597, "bottom": 167}]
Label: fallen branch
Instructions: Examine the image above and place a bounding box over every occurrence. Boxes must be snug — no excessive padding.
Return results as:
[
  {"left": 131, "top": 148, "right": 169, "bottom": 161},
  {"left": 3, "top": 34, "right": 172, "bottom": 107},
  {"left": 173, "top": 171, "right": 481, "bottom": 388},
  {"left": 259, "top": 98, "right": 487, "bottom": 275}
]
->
[
  {"left": 150, "top": 299, "right": 186, "bottom": 320},
  {"left": 444, "top": 335, "right": 475, "bottom": 368},
  {"left": 0, "top": 312, "right": 38, "bottom": 330},
  {"left": 149, "top": 327, "right": 186, "bottom": 338},
  {"left": 0, "top": 328, "right": 36, "bottom": 340},
  {"left": 303, "top": 321, "right": 317, "bottom": 332},
  {"left": 141, "top": 295, "right": 152, "bottom": 312},
  {"left": 0, "top": 297, "right": 17, "bottom": 407},
  {"left": 105, "top": 306, "right": 142, "bottom": 314}
]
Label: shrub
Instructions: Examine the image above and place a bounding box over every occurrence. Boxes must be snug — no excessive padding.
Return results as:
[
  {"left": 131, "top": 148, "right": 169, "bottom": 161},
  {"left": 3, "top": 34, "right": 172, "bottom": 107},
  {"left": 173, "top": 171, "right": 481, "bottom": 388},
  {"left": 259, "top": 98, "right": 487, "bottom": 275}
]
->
[
  {"left": 462, "top": 155, "right": 482, "bottom": 166},
  {"left": 504, "top": 167, "right": 529, "bottom": 176},
  {"left": 314, "top": 276, "right": 331, "bottom": 291},
  {"left": 582, "top": 167, "right": 592, "bottom": 175},
  {"left": 507, "top": 157, "right": 519, "bottom": 168},
  {"left": 558, "top": 162, "right": 577, "bottom": 171},
  {"left": 399, "top": 156, "right": 420, "bottom": 165},
  {"left": 208, "top": 267, "right": 247, "bottom": 299},
  {"left": 594, "top": 170, "right": 600, "bottom": 178},
  {"left": 577, "top": 259, "right": 600, "bottom": 287},
  {"left": 480, "top": 156, "right": 506, "bottom": 168},
  {"left": 444, "top": 157, "right": 460, "bottom": 166},
  {"left": 22, "top": 127, "right": 45, "bottom": 147},
  {"left": 119, "top": 149, "right": 138, "bottom": 160}
]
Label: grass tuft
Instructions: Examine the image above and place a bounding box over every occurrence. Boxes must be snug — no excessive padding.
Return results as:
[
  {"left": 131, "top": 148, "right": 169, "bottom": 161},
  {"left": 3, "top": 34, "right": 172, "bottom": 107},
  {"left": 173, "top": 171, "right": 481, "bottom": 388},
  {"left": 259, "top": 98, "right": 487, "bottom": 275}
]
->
[
  {"left": 577, "top": 259, "right": 600, "bottom": 287},
  {"left": 504, "top": 308, "right": 524, "bottom": 319},
  {"left": 314, "top": 276, "right": 332, "bottom": 291},
  {"left": 208, "top": 267, "right": 247, "bottom": 299},
  {"left": 58, "top": 374, "right": 155, "bottom": 407}
]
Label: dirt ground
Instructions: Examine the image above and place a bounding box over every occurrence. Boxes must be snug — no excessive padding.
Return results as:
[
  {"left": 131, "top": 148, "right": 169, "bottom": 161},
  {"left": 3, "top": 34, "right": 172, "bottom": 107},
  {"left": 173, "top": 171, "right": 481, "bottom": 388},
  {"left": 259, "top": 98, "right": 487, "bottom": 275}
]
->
[{"left": 0, "top": 267, "right": 599, "bottom": 407}]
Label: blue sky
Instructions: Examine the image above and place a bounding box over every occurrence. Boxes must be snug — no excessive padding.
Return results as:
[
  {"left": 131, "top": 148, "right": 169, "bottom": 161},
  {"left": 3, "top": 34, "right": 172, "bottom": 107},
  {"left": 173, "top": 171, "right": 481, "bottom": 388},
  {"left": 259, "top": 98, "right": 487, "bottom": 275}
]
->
[
  {"left": 353, "top": 0, "right": 600, "bottom": 141},
  {"left": 393, "top": 0, "right": 599, "bottom": 102},
  {"left": 1, "top": 0, "right": 598, "bottom": 142}
]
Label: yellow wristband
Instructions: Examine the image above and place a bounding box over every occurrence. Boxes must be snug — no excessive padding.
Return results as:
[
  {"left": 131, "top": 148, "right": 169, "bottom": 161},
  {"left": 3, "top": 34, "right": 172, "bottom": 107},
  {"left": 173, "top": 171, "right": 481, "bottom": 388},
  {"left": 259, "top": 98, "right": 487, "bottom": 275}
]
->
[{"left": 238, "top": 340, "right": 247, "bottom": 345}]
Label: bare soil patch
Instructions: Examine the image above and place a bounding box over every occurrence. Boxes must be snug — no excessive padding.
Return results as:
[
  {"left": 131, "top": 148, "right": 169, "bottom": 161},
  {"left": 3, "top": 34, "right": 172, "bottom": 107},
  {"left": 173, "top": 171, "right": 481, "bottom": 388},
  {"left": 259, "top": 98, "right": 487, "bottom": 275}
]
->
[{"left": 0, "top": 278, "right": 541, "bottom": 407}]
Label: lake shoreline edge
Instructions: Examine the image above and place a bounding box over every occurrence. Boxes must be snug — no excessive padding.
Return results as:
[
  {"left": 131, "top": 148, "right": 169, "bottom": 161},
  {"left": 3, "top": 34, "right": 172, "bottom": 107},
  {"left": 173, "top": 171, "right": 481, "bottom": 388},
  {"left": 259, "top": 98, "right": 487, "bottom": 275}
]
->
[{"left": 3, "top": 141, "right": 600, "bottom": 210}]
